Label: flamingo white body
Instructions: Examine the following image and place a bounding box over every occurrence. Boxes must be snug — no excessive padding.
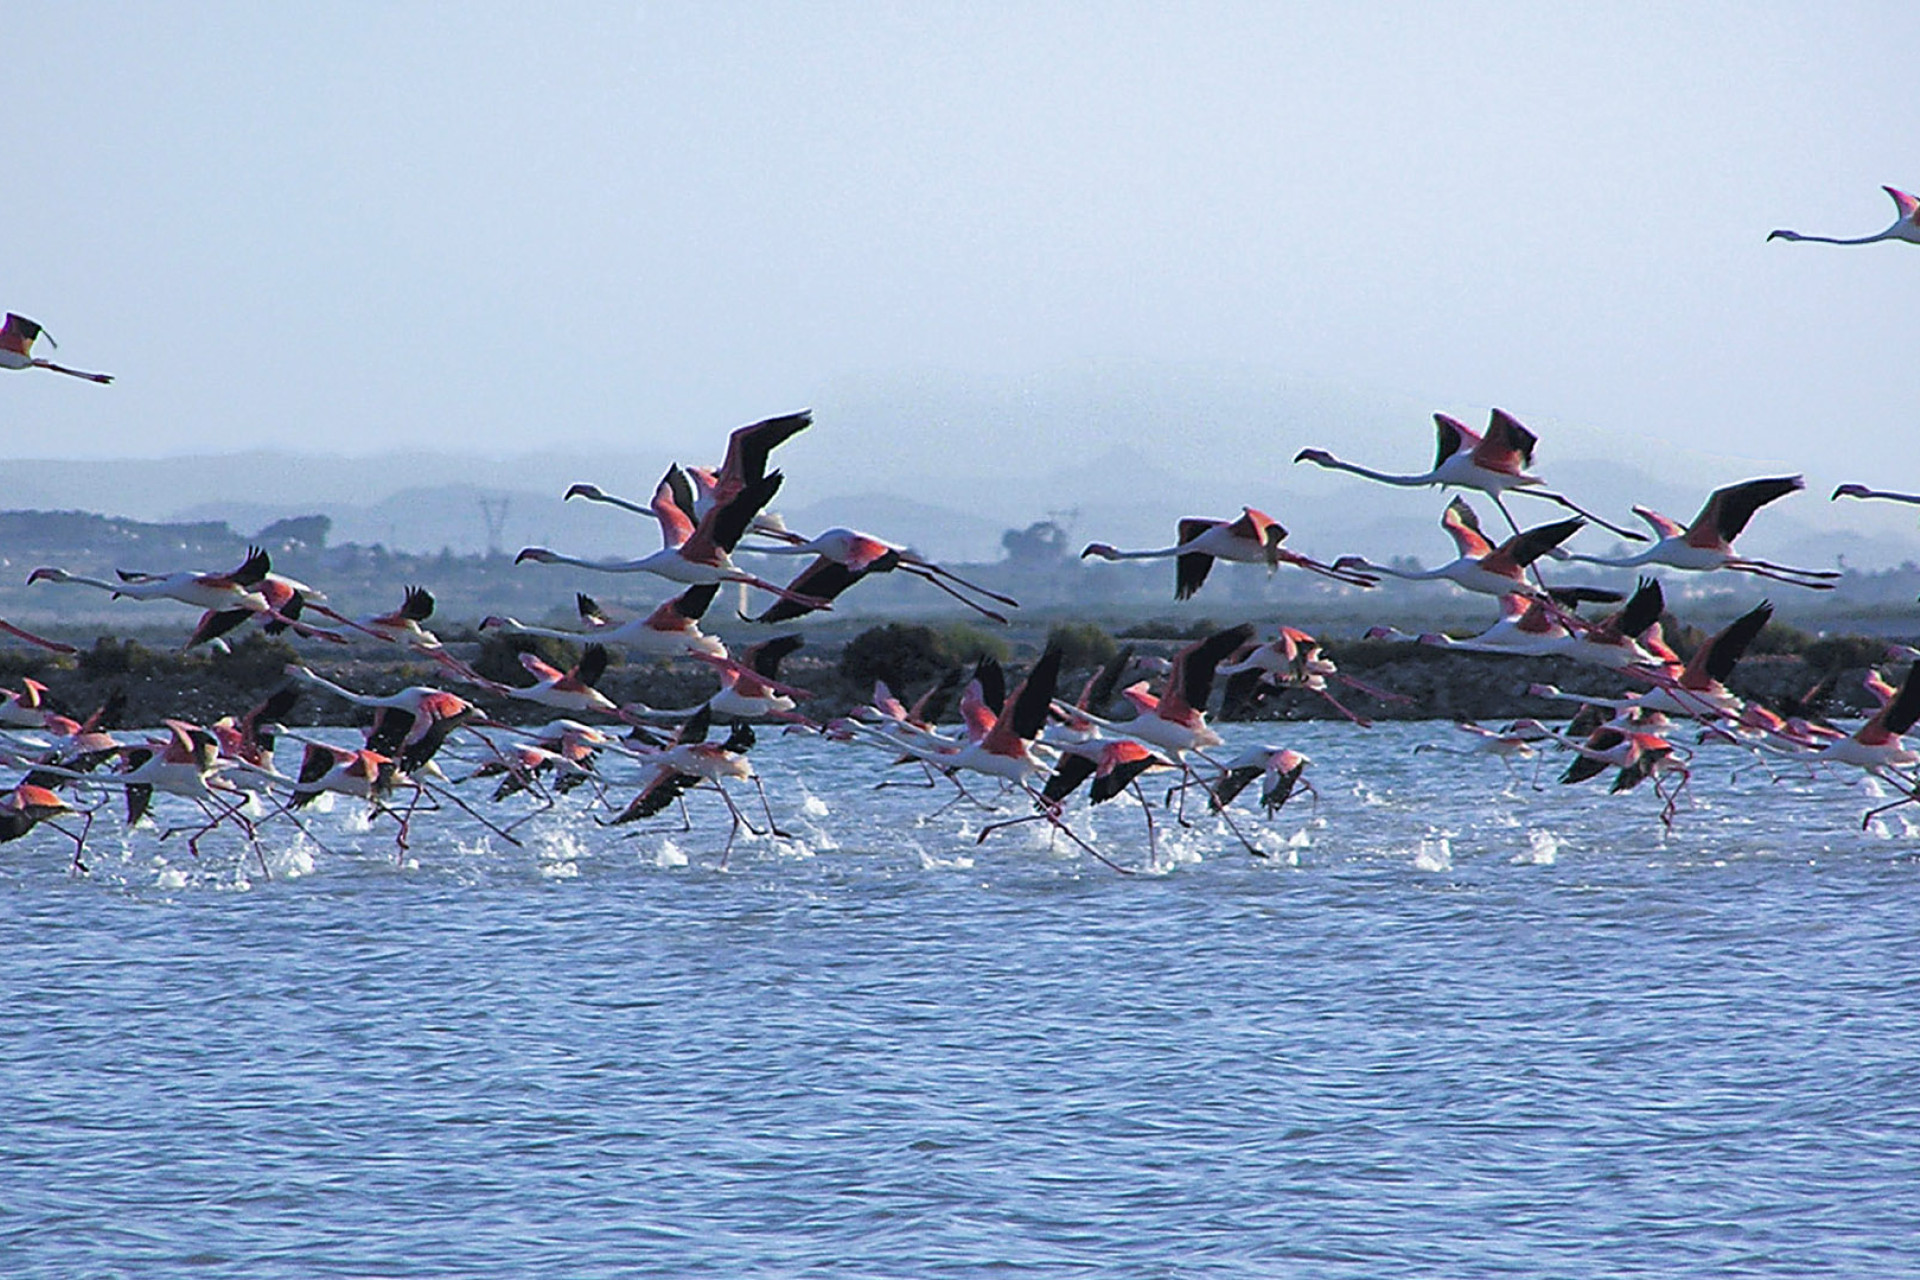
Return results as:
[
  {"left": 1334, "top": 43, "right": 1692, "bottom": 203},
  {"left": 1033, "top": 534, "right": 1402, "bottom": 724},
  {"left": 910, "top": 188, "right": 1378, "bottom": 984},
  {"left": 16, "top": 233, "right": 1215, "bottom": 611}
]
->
[
  {"left": 1369, "top": 594, "right": 1574, "bottom": 657},
  {"left": 0, "top": 679, "right": 55, "bottom": 729}
]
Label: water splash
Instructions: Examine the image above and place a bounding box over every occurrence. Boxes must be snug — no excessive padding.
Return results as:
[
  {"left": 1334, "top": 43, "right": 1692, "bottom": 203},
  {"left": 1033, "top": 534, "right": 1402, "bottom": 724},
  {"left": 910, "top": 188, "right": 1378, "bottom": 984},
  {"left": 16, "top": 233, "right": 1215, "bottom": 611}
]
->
[
  {"left": 1514, "top": 828, "right": 1561, "bottom": 866},
  {"left": 1413, "top": 835, "right": 1453, "bottom": 872}
]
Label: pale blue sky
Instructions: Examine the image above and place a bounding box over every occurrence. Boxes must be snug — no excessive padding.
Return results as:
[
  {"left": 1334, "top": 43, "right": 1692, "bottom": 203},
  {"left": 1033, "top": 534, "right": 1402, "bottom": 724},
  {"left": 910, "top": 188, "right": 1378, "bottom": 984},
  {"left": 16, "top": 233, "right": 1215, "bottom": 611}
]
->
[{"left": 5, "top": 3, "right": 1916, "bottom": 498}]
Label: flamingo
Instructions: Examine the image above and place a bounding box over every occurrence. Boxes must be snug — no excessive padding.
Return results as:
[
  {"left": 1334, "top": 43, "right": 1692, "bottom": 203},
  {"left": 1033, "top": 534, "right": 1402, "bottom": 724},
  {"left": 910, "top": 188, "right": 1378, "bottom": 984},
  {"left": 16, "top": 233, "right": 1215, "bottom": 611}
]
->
[
  {"left": 461, "top": 721, "right": 611, "bottom": 804},
  {"left": 622, "top": 635, "right": 811, "bottom": 723},
  {"left": 1512, "top": 713, "right": 1691, "bottom": 826},
  {"left": 481, "top": 586, "right": 727, "bottom": 661},
  {"left": 500, "top": 643, "right": 620, "bottom": 718},
  {"left": 0, "top": 313, "right": 113, "bottom": 383},
  {"left": 1208, "top": 746, "right": 1315, "bottom": 817},
  {"left": 1530, "top": 600, "right": 1775, "bottom": 725},
  {"left": 284, "top": 665, "right": 483, "bottom": 773},
  {"left": 1217, "top": 626, "right": 1408, "bottom": 723},
  {"left": 566, "top": 410, "right": 810, "bottom": 540},
  {"left": 1080, "top": 508, "right": 1377, "bottom": 599},
  {"left": 1106, "top": 624, "right": 1254, "bottom": 762},
  {"left": 1813, "top": 664, "right": 1920, "bottom": 816},
  {"left": 1556, "top": 577, "right": 1671, "bottom": 671},
  {"left": 1562, "top": 476, "right": 1839, "bottom": 589},
  {"left": 1769, "top": 186, "right": 1920, "bottom": 246},
  {"left": 1367, "top": 592, "right": 1580, "bottom": 658},
  {"left": 18, "top": 720, "right": 272, "bottom": 868},
  {"left": 1412, "top": 722, "right": 1543, "bottom": 778},
  {"left": 519, "top": 468, "right": 831, "bottom": 612},
  {"left": 208, "top": 686, "right": 303, "bottom": 782},
  {"left": 0, "top": 783, "right": 91, "bottom": 870},
  {"left": 1293, "top": 409, "right": 1645, "bottom": 540},
  {"left": 976, "top": 736, "right": 1171, "bottom": 872},
  {"left": 1333, "top": 499, "right": 1585, "bottom": 598},
  {"left": 29, "top": 547, "right": 275, "bottom": 613},
  {"left": 186, "top": 573, "right": 345, "bottom": 652},
  {"left": 603, "top": 710, "right": 786, "bottom": 866},
  {"left": 745, "top": 527, "right": 1020, "bottom": 624},
  {"left": 0, "top": 678, "right": 57, "bottom": 729}
]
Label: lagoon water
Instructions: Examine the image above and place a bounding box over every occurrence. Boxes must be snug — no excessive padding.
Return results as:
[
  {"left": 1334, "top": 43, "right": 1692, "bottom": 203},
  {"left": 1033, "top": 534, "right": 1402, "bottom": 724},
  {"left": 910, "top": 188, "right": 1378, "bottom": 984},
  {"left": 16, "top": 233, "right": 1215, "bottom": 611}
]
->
[{"left": 6, "top": 723, "right": 1920, "bottom": 1276}]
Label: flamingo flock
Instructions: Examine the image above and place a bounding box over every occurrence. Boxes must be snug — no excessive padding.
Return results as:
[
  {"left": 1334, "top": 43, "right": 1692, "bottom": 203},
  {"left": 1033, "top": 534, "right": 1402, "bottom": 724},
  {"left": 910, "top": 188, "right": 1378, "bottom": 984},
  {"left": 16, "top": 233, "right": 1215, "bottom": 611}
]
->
[{"left": 4, "top": 184, "right": 1919, "bottom": 874}]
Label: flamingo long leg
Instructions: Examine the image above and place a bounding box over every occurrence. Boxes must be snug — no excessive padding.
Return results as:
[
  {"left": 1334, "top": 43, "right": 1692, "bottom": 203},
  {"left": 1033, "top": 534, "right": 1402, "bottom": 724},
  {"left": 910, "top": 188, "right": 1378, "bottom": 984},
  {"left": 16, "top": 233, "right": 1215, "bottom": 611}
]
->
[
  {"left": 32, "top": 359, "right": 112, "bottom": 384},
  {"left": 1511, "top": 487, "right": 1650, "bottom": 542},
  {"left": 903, "top": 561, "right": 1022, "bottom": 609},
  {"left": 0, "top": 619, "right": 77, "bottom": 654},
  {"left": 897, "top": 567, "right": 1009, "bottom": 623}
]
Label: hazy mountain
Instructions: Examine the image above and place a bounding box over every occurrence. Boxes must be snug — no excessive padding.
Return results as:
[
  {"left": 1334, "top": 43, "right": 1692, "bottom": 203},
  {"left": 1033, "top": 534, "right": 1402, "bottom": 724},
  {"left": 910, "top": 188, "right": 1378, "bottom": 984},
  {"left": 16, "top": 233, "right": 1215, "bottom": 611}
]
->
[{"left": 8, "top": 369, "right": 1913, "bottom": 570}]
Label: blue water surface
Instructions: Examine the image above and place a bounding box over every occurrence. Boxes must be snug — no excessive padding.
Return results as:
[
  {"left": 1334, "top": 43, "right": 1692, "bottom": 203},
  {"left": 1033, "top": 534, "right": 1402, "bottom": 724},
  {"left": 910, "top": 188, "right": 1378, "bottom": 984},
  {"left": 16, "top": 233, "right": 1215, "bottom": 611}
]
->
[{"left": 5, "top": 723, "right": 1920, "bottom": 1277}]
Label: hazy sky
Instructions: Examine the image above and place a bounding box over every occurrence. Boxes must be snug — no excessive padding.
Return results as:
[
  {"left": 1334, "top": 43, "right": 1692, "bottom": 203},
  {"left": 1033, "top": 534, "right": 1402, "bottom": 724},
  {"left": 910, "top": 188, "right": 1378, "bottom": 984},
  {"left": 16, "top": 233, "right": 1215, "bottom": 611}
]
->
[{"left": 7, "top": 4, "right": 1917, "bottom": 493}]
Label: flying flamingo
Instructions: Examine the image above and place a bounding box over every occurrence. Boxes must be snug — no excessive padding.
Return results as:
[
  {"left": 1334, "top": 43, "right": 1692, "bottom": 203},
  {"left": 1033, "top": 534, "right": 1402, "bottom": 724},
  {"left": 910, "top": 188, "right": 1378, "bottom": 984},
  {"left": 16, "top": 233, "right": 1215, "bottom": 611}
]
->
[
  {"left": 1812, "top": 664, "right": 1920, "bottom": 822},
  {"left": 1080, "top": 508, "right": 1377, "bottom": 600},
  {"left": 29, "top": 547, "right": 275, "bottom": 613},
  {"left": 1412, "top": 722, "right": 1543, "bottom": 779},
  {"left": 284, "top": 665, "right": 484, "bottom": 773},
  {"left": 1332, "top": 499, "right": 1585, "bottom": 598},
  {"left": 481, "top": 586, "right": 727, "bottom": 661},
  {"left": 0, "top": 313, "right": 113, "bottom": 383},
  {"left": 518, "top": 468, "right": 831, "bottom": 612},
  {"left": 603, "top": 710, "right": 787, "bottom": 866},
  {"left": 745, "top": 527, "right": 1020, "bottom": 624},
  {"left": 976, "top": 736, "right": 1170, "bottom": 872},
  {"left": 1106, "top": 624, "right": 1254, "bottom": 764},
  {"left": 1556, "top": 577, "right": 1671, "bottom": 671},
  {"left": 1561, "top": 476, "right": 1839, "bottom": 589},
  {"left": 1293, "top": 409, "right": 1645, "bottom": 540},
  {"left": 566, "top": 410, "right": 811, "bottom": 541},
  {"left": 0, "top": 783, "right": 91, "bottom": 870},
  {"left": 0, "top": 678, "right": 57, "bottom": 729},
  {"left": 1364, "top": 589, "right": 1619, "bottom": 659},
  {"left": 1217, "top": 626, "right": 1408, "bottom": 724},
  {"left": 1511, "top": 713, "right": 1690, "bottom": 827},
  {"left": 1529, "top": 600, "right": 1775, "bottom": 725},
  {"left": 1769, "top": 186, "right": 1920, "bottom": 247},
  {"left": 1203, "top": 745, "right": 1317, "bottom": 857},
  {"left": 10, "top": 721, "right": 269, "bottom": 868},
  {"left": 500, "top": 643, "right": 620, "bottom": 718},
  {"left": 621, "top": 635, "right": 811, "bottom": 723},
  {"left": 186, "top": 573, "right": 345, "bottom": 652}
]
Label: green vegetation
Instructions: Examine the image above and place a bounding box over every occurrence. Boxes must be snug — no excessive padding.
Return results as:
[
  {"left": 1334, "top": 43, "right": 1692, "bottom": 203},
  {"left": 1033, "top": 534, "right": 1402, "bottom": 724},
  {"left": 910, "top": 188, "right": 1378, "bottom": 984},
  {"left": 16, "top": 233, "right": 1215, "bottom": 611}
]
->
[{"left": 1045, "top": 620, "right": 1118, "bottom": 671}]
